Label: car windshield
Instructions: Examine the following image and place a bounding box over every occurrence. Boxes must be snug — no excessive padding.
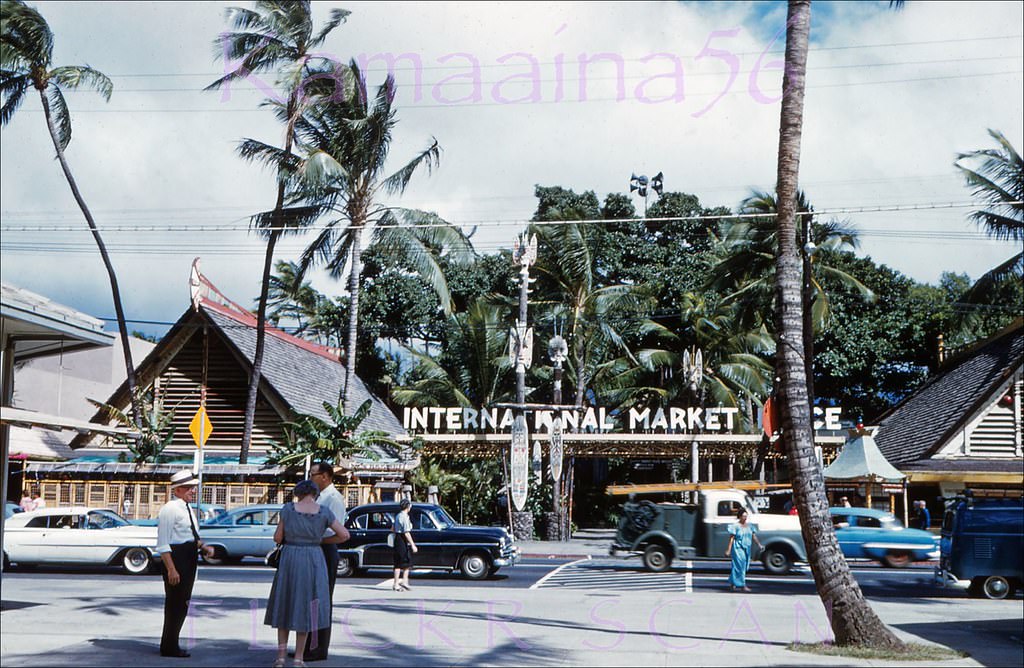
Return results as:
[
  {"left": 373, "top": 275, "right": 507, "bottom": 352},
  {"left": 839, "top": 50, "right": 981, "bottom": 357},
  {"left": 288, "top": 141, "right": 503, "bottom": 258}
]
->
[
  {"left": 209, "top": 512, "right": 237, "bottom": 526},
  {"left": 429, "top": 508, "right": 456, "bottom": 528},
  {"left": 87, "top": 510, "right": 130, "bottom": 529}
]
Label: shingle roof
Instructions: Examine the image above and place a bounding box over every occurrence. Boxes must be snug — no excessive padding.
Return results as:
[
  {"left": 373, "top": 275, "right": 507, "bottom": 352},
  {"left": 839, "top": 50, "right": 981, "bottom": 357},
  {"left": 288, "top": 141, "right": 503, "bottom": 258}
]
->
[
  {"left": 201, "top": 303, "right": 411, "bottom": 464},
  {"left": 875, "top": 322, "right": 1023, "bottom": 467}
]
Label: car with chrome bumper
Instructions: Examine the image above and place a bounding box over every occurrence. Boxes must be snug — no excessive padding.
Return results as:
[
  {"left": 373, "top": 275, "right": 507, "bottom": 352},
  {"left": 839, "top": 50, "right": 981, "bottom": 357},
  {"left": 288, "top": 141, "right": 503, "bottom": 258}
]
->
[
  {"left": 829, "top": 507, "right": 939, "bottom": 567},
  {"left": 198, "top": 504, "right": 282, "bottom": 564},
  {"left": 339, "top": 502, "right": 518, "bottom": 579},
  {"left": 2, "top": 507, "right": 158, "bottom": 574}
]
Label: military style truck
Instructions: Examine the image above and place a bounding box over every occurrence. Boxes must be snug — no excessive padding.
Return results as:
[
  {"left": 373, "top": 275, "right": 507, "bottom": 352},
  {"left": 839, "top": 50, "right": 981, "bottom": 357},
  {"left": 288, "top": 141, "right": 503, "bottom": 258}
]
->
[{"left": 610, "top": 487, "right": 807, "bottom": 574}]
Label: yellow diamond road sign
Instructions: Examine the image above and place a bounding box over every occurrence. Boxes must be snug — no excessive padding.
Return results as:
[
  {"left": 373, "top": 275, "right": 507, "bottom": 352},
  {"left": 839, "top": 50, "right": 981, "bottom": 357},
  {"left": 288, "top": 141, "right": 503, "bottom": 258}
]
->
[{"left": 189, "top": 406, "right": 213, "bottom": 448}]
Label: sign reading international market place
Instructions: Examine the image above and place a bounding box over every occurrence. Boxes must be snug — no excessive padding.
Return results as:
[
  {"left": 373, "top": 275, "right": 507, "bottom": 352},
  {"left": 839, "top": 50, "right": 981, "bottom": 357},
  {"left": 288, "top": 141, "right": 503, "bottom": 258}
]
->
[{"left": 403, "top": 405, "right": 844, "bottom": 434}]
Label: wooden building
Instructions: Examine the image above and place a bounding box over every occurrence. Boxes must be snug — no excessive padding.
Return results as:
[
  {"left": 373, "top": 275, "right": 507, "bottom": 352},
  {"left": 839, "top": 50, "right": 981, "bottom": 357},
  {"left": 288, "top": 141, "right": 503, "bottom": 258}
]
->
[
  {"left": 874, "top": 319, "right": 1023, "bottom": 504},
  {"left": 25, "top": 266, "right": 418, "bottom": 519}
]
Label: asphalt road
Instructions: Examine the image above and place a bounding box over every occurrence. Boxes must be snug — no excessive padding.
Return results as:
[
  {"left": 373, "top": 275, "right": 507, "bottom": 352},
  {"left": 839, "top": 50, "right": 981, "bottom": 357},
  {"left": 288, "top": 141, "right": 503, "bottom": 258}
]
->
[{"left": 1, "top": 556, "right": 996, "bottom": 600}]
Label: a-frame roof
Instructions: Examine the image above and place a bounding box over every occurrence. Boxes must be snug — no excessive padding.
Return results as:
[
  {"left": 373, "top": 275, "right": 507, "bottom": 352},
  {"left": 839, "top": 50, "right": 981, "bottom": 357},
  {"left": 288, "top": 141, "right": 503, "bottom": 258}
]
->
[
  {"left": 72, "top": 276, "right": 407, "bottom": 464},
  {"left": 875, "top": 320, "right": 1023, "bottom": 468}
]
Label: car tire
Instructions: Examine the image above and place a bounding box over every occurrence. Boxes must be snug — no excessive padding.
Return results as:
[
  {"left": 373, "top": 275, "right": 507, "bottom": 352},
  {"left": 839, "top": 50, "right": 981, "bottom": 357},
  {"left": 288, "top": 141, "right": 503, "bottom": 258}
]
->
[
  {"left": 981, "top": 575, "right": 1011, "bottom": 600},
  {"left": 336, "top": 556, "right": 355, "bottom": 578},
  {"left": 642, "top": 544, "right": 671, "bottom": 572},
  {"left": 761, "top": 547, "right": 792, "bottom": 575},
  {"left": 202, "top": 548, "right": 226, "bottom": 566},
  {"left": 882, "top": 551, "right": 911, "bottom": 568},
  {"left": 122, "top": 547, "right": 152, "bottom": 575},
  {"left": 459, "top": 552, "right": 491, "bottom": 580}
]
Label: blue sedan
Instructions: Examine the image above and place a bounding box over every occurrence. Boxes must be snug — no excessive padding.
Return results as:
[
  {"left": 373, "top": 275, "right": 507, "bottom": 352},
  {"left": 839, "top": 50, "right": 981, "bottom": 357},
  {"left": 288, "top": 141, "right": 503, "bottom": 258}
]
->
[
  {"left": 830, "top": 507, "right": 939, "bottom": 568},
  {"left": 198, "top": 504, "right": 282, "bottom": 565}
]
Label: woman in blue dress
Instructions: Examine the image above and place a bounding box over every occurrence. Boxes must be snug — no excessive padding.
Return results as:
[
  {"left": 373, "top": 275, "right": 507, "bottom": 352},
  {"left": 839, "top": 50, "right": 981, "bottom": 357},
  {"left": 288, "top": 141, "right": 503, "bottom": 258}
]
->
[
  {"left": 265, "top": 480, "right": 349, "bottom": 668},
  {"left": 725, "top": 508, "right": 763, "bottom": 592}
]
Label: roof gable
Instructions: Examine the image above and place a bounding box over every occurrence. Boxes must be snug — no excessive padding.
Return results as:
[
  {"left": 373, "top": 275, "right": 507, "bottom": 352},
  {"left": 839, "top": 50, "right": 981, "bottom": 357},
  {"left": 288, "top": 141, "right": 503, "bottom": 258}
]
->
[{"left": 875, "top": 322, "right": 1023, "bottom": 466}]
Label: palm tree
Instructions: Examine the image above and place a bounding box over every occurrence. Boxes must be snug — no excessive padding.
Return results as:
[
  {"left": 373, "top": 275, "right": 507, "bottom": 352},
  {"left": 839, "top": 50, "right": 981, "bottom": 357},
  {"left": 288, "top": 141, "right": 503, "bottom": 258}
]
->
[
  {"left": 266, "top": 259, "right": 321, "bottom": 333},
  {"left": 530, "top": 221, "right": 658, "bottom": 409},
  {"left": 206, "top": 0, "right": 350, "bottom": 463},
  {"left": 266, "top": 398, "right": 401, "bottom": 468},
  {"left": 954, "top": 129, "right": 1024, "bottom": 304},
  {"left": 602, "top": 294, "right": 774, "bottom": 428},
  {"left": 88, "top": 390, "right": 178, "bottom": 467},
  {"left": 1, "top": 0, "right": 142, "bottom": 425},
  {"left": 291, "top": 63, "right": 473, "bottom": 410},
  {"left": 392, "top": 298, "right": 514, "bottom": 409},
  {"left": 773, "top": 0, "right": 901, "bottom": 647}
]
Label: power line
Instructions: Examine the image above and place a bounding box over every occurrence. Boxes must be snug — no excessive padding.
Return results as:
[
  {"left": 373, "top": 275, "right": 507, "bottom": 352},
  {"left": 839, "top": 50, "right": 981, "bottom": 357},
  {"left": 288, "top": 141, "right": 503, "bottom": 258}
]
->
[
  {"left": 13, "top": 68, "right": 1022, "bottom": 113},
  {"left": 68, "top": 54, "right": 1024, "bottom": 94},
  {"left": 3, "top": 199, "right": 1019, "bottom": 234}
]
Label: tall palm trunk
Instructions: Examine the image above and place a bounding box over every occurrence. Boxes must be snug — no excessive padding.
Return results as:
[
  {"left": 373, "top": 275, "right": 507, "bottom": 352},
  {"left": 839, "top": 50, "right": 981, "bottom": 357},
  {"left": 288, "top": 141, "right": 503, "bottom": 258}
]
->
[
  {"left": 342, "top": 221, "right": 365, "bottom": 411},
  {"left": 38, "top": 89, "right": 141, "bottom": 427},
  {"left": 240, "top": 99, "right": 300, "bottom": 464},
  {"left": 774, "top": 1, "right": 901, "bottom": 647}
]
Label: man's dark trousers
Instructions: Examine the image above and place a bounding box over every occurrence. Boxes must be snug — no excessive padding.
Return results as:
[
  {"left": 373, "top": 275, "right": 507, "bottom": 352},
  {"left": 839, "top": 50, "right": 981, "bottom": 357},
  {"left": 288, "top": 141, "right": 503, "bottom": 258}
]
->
[
  {"left": 161, "top": 542, "right": 198, "bottom": 654},
  {"left": 304, "top": 545, "right": 339, "bottom": 660}
]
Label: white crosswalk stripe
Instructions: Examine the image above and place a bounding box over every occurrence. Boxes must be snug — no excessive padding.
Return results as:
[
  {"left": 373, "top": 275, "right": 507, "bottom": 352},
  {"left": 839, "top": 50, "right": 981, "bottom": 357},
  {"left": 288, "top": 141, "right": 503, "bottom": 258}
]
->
[{"left": 533, "top": 559, "right": 695, "bottom": 592}]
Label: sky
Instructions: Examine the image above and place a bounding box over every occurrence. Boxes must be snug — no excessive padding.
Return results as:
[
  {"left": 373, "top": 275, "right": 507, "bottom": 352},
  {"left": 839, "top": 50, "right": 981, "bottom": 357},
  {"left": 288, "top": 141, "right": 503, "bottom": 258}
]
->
[{"left": 1, "top": 0, "right": 1022, "bottom": 339}]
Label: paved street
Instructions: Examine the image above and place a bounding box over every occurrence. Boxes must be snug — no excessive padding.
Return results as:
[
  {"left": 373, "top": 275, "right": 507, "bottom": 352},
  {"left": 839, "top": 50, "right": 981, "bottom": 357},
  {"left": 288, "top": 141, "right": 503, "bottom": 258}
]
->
[{"left": 2, "top": 554, "right": 1021, "bottom": 667}]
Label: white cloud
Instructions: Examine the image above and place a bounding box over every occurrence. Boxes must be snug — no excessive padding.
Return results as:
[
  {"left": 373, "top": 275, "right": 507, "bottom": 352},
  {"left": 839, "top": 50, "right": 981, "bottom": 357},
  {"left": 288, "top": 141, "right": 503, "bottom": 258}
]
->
[{"left": 2, "top": 0, "right": 1021, "bottom": 335}]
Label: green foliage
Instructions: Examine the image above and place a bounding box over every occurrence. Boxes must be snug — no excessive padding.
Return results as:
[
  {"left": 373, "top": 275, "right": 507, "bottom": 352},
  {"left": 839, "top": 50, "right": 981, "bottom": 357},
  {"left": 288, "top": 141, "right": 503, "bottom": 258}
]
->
[
  {"left": 407, "top": 458, "right": 466, "bottom": 509},
  {"left": 88, "top": 390, "right": 176, "bottom": 467},
  {"left": 412, "top": 456, "right": 504, "bottom": 525},
  {"left": 266, "top": 399, "right": 400, "bottom": 469}
]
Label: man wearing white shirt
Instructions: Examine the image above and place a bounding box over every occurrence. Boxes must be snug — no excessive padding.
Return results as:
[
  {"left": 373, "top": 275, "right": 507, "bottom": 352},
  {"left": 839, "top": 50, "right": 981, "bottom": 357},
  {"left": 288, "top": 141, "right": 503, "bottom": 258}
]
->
[
  {"left": 156, "top": 470, "right": 214, "bottom": 658},
  {"left": 303, "top": 461, "right": 347, "bottom": 661}
]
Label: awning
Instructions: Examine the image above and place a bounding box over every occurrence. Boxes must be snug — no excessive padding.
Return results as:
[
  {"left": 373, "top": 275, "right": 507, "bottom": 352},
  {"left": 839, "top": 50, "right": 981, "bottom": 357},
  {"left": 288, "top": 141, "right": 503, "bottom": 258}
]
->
[
  {"left": 0, "top": 407, "right": 139, "bottom": 438},
  {"left": 824, "top": 428, "right": 906, "bottom": 483}
]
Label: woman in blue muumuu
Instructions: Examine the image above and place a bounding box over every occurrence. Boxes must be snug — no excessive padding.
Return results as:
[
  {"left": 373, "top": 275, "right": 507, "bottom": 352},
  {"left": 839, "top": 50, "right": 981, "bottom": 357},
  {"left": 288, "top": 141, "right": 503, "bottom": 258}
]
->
[{"left": 725, "top": 508, "right": 763, "bottom": 592}]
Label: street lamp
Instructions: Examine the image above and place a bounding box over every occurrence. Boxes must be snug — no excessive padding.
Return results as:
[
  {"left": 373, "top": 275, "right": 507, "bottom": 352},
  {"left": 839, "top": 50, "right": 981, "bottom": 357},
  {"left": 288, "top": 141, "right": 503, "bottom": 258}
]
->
[{"left": 629, "top": 171, "right": 664, "bottom": 217}]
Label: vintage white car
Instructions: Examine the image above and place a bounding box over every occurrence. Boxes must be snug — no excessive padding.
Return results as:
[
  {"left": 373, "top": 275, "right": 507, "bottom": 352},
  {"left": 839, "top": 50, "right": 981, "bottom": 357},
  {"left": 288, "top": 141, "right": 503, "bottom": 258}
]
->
[{"left": 3, "top": 506, "right": 158, "bottom": 575}]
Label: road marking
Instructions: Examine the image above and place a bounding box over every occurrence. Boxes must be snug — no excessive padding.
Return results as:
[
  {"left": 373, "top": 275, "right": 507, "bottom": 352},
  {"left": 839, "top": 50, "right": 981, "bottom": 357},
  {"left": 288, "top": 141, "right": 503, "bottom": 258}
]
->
[
  {"left": 684, "top": 560, "right": 693, "bottom": 593},
  {"left": 530, "top": 556, "right": 591, "bottom": 590}
]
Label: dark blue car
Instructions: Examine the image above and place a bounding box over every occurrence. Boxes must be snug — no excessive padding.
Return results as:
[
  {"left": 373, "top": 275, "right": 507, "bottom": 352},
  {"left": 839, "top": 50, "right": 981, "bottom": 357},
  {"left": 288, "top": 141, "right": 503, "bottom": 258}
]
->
[{"left": 830, "top": 507, "right": 939, "bottom": 567}]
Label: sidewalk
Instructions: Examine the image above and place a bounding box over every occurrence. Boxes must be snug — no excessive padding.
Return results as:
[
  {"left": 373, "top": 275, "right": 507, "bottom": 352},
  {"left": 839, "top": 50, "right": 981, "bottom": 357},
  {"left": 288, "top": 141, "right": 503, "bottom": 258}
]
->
[
  {"left": 2, "top": 569, "right": 1020, "bottom": 667},
  {"left": 515, "top": 528, "right": 614, "bottom": 559}
]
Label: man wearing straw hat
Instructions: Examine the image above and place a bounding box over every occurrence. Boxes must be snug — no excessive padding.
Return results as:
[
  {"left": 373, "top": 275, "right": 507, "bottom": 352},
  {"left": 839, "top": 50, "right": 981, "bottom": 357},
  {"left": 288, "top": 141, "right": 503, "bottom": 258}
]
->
[{"left": 157, "top": 469, "right": 214, "bottom": 658}]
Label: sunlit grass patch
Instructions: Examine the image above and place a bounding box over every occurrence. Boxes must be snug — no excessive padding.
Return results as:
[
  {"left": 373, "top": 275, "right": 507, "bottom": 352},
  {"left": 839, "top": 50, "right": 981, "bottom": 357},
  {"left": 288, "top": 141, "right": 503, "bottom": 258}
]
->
[{"left": 788, "top": 642, "right": 967, "bottom": 661}]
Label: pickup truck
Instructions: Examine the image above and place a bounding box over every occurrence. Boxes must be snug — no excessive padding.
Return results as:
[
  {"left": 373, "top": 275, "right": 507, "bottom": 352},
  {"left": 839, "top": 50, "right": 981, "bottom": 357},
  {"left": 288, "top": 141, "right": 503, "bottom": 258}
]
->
[{"left": 610, "top": 488, "right": 807, "bottom": 574}]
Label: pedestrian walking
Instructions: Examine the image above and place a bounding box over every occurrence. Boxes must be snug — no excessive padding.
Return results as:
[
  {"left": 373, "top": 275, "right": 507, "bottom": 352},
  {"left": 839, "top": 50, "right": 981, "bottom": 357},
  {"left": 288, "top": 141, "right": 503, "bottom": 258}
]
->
[
  {"left": 30, "top": 489, "right": 46, "bottom": 510},
  {"left": 392, "top": 498, "right": 417, "bottom": 591},
  {"left": 302, "top": 462, "right": 347, "bottom": 662},
  {"left": 915, "top": 500, "right": 931, "bottom": 530},
  {"left": 265, "top": 480, "right": 349, "bottom": 668},
  {"left": 156, "top": 470, "right": 214, "bottom": 658},
  {"left": 725, "top": 508, "right": 762, "bottom": 592}
]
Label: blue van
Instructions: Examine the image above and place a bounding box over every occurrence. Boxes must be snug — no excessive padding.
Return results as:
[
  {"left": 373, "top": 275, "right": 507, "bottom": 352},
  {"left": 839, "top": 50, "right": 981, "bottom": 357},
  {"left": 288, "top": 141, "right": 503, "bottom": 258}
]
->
[{"left": 937, "top": 494, "right": 1023, "bottom": 599}]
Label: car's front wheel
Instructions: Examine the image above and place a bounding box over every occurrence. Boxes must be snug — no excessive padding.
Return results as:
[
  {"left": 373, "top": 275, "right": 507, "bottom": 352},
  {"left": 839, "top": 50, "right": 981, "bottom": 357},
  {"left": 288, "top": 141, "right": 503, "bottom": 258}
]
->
[
  {"left": 202, "top": 547, "right": 227, "bottom": 566},
  {"left": 882, "top": 551, "right": 911, "bottom": 568},
  {"left": 122, "top": 547, "right": 152, "bottom": 575},
  {"left": 761, "top": 547, "right": 793, "bottom": 575},
  {"left": 336, "top": 555, "right": 355, "bottom": 578},
  {"left": 980, "top": 575, "right": 1012, "bottom": 600},
  {"left": 642, "top": 544, "right": 671, "bottom": 572},
  {"left": 459, "top": 552, "right": 491, "bottom": 580}
]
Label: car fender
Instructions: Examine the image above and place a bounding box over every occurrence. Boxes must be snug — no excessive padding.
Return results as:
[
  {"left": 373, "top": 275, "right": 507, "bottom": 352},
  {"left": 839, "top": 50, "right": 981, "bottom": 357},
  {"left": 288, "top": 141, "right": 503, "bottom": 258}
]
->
[
  {"left": 861, "top": 541, "right": 935, "bottom": 561},
  {"left": 634, "top": 530, "right": 678, "bottom": 556},
  {"left": 761, "top": 535, "right": 806, "bottom": 562}
]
